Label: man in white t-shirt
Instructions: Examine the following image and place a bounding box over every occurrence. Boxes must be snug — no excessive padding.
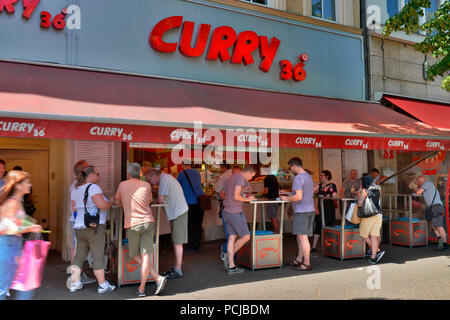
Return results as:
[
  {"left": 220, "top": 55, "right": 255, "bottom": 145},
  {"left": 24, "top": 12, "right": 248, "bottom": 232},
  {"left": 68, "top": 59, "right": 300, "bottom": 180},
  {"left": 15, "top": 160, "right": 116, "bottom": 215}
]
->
[
  {"left": 146, "top": 169, "right": 189, "bottom": 279},
  {"left": 69, "top": 160, "right": 96, "bottom": 285},
  {"left": 213, "top": 164, "right": 233, "bottom": 261}
]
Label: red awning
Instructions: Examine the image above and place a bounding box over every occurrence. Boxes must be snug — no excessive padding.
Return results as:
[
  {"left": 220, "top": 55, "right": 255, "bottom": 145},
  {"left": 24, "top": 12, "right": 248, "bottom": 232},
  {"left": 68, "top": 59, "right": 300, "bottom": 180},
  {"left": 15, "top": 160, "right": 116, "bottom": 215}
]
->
[
  {"left": 0, "top": 61, "right": 449, "bottom": 151},
  {"left": 384, "top": 95, "right": 450, "bottom": 130}
]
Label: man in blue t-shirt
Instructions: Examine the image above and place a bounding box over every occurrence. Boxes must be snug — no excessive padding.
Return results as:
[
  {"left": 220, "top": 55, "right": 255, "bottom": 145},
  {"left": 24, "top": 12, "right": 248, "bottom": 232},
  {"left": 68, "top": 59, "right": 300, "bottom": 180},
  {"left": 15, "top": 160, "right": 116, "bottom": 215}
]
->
[
  {"left": 177, "top": 162, "right": 205, "bottom": 254},
  {"left": 280, "top": 157, "right": 314, "bottom": 271}
]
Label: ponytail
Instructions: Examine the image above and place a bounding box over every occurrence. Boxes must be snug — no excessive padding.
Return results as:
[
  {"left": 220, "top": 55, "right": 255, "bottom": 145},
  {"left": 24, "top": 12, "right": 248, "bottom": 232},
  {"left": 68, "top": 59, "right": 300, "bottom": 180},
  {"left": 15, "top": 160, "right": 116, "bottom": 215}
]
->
[{"left": 76, "top": 166, "right": 96, "bottom": 187}]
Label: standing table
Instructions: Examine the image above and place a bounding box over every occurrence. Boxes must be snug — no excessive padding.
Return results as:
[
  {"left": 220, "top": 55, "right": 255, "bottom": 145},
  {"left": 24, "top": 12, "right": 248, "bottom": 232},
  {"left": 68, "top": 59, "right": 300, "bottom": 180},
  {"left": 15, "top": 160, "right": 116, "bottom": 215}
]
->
[
  {"left": 237, "top": 199, "right": 288, "bottom": 271},
  {"left": 109, "top": 203, "right": 168, "bottom": 287},
  {"left": 320, "top": 197, "right": 365, "bottom": 261},
  {"left": 383, "top": 194, "right": 428, "bottom": 248}
]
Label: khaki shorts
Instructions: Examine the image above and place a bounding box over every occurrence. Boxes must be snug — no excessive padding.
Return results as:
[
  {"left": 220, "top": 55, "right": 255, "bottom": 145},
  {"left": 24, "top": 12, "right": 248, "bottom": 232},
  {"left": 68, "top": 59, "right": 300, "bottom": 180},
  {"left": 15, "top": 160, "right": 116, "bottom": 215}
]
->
[
  {"left": 359, "top": 214, "right": 382, "bottom": 238},
  {"left": 73, "top": 225, "right": 106, "bottom": 270},
  {"left": 170, "top": 212, "right": 188, "bottom": 245},
  {"left": 127, "top": 222, "right": 155, "bottom": 258}
]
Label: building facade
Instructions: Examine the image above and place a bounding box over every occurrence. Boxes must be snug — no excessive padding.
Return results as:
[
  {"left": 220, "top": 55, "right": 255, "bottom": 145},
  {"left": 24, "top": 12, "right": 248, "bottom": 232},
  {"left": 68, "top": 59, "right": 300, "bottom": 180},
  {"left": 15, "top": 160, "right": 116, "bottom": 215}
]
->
[
  {"left": 0, "top": 0, "right": 448, "bottom": 259},
  {"left": 365, "top": 0, "right": 449, "bottom": 102}
]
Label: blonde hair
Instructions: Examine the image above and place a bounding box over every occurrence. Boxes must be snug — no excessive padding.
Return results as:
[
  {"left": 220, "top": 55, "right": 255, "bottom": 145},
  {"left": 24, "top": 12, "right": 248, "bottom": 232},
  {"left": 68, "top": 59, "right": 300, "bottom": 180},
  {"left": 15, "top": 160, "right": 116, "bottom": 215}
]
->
[{"left": 0, "top": 170, "right": 30, "bottom": 206}]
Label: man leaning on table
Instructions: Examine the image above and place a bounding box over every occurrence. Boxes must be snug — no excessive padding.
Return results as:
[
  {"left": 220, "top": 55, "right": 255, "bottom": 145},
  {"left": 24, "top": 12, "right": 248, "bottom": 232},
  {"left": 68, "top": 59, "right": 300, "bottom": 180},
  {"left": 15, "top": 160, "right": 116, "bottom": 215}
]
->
[
  {"left": 115, "top": 162, "right": 167, "bottom": 297},
  {"left": 413, "top": 176, "right": 448, "bottom": 251},
  {"left": 222, "top": 165, "right": 256, "bottom": 274},
  {"left": 146, "top": 168, "right": 189, "bottom": 279}
]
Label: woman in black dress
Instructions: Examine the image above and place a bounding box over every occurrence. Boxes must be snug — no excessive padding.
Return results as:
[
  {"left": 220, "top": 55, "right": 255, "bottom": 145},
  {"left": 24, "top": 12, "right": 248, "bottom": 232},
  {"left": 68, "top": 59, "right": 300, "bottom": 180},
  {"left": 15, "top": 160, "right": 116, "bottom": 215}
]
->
[{"left": 312, "top": 170, "right": 337, "bottom": 252}]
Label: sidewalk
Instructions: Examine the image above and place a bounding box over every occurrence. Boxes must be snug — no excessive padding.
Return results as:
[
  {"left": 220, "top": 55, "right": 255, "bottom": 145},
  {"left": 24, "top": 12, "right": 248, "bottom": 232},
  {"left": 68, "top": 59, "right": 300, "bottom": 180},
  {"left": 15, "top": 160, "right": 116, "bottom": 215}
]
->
[{"left": 32, "top": 236, "right": 449, "bottom": 300}]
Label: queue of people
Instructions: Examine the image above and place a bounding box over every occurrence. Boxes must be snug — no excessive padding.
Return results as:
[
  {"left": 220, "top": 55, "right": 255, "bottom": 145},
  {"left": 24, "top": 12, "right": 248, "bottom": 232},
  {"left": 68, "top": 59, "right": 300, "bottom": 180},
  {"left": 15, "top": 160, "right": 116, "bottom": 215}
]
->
[{"left": 1, "top": 154, "right": 447, "bottom": 300}]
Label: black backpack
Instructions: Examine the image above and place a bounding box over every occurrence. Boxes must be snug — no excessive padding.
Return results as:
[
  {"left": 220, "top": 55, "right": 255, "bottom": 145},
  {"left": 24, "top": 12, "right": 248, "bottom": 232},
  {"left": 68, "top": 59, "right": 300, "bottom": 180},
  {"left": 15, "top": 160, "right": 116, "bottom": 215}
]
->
[{"left": 84, "top": 184, "right": 100, "bottom": 228}]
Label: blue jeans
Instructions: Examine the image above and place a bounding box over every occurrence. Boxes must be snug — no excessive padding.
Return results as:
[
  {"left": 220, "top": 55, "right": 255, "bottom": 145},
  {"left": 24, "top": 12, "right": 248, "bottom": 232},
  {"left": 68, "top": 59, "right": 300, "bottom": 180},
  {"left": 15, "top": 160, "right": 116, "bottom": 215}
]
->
[{"left": 0, "top": 235, "right": 34, "bottom": 300}]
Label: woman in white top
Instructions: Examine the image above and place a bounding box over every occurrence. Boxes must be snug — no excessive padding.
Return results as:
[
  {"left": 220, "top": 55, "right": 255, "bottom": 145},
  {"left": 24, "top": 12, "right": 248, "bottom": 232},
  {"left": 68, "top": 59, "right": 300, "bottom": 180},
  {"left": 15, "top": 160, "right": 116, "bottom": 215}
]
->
[{"left": 70, "top": 166, "right": 115, "bottom": 294}]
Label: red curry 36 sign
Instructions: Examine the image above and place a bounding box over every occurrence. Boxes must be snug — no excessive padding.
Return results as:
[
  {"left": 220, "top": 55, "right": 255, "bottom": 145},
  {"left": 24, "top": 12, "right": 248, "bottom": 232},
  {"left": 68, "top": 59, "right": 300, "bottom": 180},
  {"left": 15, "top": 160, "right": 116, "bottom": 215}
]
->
[{"left": 149, "top": 16, "right": 308, "bottom": 82}]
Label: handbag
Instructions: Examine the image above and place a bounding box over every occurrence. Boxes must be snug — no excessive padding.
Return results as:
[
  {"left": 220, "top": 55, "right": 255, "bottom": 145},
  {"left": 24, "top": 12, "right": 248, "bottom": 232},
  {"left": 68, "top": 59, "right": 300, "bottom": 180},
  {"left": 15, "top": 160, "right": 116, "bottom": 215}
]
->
[
  {"left": 84, "top": 184, "right": 100, "bottom": 228},
  {"left": 425, "top": 189, "right": 444, "bottom": 221},
  {"left": 183, "top": 170, "right": 211, "bottom": 211},
  {"left": 345, "top": 202, "right": 361, "bottom": 224},
  {"left": 357, "top": 192, "right": 380, "bottom": 218},
  {"left": 11, "top": 236, "right": 50, "bottom": 291}
]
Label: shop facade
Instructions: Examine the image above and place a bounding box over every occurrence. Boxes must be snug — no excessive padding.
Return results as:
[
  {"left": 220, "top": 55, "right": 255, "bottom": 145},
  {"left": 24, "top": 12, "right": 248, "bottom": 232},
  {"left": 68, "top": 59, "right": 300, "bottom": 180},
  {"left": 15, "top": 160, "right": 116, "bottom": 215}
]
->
[{"left": 0, "top": 0, "right": 449, "bottom": 261}]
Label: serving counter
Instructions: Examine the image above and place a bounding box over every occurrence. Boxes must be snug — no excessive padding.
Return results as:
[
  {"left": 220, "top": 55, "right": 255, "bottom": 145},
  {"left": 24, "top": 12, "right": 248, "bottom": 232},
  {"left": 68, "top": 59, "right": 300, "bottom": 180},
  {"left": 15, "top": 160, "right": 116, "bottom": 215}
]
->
[
  {"left": 237, "top": 199, "right": 288, "bottom": 270},
  {"left": 383, "top": 194, "right": 428, "bottom": 248},
  {"left": 319, "top": 197, "right": 365, "bottom": 261}
]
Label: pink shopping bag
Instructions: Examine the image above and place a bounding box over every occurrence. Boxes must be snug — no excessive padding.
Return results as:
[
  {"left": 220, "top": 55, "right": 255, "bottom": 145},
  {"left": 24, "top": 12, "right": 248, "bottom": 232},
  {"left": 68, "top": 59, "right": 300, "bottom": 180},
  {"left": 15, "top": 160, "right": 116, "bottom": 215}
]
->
[{"left": 11, "top": 240, "right": 51, "bottom": 291}]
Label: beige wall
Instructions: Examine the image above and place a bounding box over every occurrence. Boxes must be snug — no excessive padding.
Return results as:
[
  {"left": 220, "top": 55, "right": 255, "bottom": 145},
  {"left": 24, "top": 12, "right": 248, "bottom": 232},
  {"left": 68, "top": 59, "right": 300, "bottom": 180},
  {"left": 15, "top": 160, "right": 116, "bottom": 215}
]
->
[
  {"left": 279, "top": 148, "right": 320, "bottom": 183},
  {"left": 369, "top": 36, "right": 449, "bottom": 102},
  {"left": 286, "top": 0, "right": 303, "bottom": 15},
  {"left": 208, "top": 0, "right": 361, "bottom": 30},
  {"left": 49, "top": 140, "right": 70, "bottom": 252}
]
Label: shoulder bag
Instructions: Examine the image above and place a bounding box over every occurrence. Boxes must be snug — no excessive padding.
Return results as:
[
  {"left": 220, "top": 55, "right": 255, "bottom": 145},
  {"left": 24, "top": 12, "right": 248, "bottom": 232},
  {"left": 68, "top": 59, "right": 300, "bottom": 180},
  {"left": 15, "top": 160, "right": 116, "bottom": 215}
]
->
[
  {"left": 357, "top": 192, "right": 380, "bottom": 218},
  {"left": 425, "top": 188, "right": 444, "bottom": 221},
  {"left": 184, "top": 171, "right": 211, "bottom": 211},
  {"left": 84, "top": 184, "right": 100, "bottom": 228}
]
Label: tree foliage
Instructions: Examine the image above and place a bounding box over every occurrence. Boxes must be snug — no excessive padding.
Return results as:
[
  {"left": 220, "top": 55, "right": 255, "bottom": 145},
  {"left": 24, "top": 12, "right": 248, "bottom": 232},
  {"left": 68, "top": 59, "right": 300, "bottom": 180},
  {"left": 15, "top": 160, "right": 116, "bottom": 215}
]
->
[{"left": 383, "top": 0, "right": 449, "bottom": 91}]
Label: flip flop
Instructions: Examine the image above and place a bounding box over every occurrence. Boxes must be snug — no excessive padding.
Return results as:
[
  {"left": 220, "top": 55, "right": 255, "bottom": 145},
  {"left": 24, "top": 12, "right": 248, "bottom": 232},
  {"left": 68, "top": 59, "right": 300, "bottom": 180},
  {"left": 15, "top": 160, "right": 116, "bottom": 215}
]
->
[
  {"left": 293, "top": 263, "right": 312, "bottom": 271},
  {"left": 287, "top": 258, "right": 303, "bottom": 266}
]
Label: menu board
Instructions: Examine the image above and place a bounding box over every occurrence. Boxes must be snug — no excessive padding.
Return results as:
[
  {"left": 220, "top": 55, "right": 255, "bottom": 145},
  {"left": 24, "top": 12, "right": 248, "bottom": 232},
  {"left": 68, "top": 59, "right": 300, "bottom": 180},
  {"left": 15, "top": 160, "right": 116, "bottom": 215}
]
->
[
  {"left": 74, "top": 141, "right": 115, "bottom": 197},
  {"left": 322, "top": 149, "right": 343, "bottom": 192}
]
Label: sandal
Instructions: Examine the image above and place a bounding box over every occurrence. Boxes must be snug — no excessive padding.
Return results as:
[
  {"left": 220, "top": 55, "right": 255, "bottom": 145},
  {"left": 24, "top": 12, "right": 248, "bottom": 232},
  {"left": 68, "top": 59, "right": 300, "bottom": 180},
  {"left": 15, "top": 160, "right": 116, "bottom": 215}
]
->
[
  {"left": 293, "top": 263, "right": 312, "bottom": 271},
  {"left": 287, "top": 258, "right": 303, "bottom": 266}
]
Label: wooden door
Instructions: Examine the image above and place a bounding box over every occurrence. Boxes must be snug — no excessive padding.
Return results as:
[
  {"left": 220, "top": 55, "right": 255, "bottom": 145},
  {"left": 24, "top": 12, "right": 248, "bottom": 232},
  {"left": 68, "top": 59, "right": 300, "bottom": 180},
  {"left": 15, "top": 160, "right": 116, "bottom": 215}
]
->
[{"left": 0, "top": 150, "right": 49, "bottom": 228}]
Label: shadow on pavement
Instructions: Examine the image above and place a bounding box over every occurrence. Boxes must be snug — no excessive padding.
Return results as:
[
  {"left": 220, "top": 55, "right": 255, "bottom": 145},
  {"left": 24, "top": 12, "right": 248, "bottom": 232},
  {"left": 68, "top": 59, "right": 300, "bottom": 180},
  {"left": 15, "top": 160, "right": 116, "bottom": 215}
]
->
[{"left": 33, "top": 234, "right": 449, "bottom": 300}]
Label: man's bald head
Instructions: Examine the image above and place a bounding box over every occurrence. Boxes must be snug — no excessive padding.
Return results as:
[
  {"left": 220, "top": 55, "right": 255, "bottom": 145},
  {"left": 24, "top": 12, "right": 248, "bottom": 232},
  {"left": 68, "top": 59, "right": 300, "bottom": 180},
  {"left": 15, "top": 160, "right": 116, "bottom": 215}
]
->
[
  {"left": 416, "top": 176, "right": 426, "bottom": 187},
  {"left": 350, "top": 169, "right": 358, "bottom": 180}
]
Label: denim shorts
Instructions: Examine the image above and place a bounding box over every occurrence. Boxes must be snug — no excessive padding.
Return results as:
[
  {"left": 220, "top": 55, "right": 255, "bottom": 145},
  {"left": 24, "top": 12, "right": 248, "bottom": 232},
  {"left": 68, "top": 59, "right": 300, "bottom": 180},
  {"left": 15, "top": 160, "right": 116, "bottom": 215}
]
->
[
  {"left": 223, "top": 211, "right": 250, "bottom": 238},
  {"left": 0, "top": 235, "right": 23, "bottom": 296}
]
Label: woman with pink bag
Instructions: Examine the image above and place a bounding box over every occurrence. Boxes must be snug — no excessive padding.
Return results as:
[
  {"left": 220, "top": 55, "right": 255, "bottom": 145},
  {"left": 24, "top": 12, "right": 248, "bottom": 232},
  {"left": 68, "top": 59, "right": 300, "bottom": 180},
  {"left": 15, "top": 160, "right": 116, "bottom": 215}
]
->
[{"left": 0, "top": 170, "right": 42, "bottom": 300}]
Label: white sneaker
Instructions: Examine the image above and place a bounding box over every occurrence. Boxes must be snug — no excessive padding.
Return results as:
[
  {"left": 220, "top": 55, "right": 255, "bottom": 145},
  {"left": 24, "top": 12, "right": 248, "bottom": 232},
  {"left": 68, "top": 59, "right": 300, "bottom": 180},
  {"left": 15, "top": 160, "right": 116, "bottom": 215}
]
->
[
  {"left": 154, "top": 276, "right": 167, "bottom": 296},
  {"left": 98, "top": 281, "right": 116, "bottom": 294},
  {"left": 6, "top": 289, "right": 10, "bottom": 297},
  {"left": 69, "top": 281, "right": 83, "bottom": 293},
  {"left": 80, "top": 272, "right": 96, "bottom": 284}
]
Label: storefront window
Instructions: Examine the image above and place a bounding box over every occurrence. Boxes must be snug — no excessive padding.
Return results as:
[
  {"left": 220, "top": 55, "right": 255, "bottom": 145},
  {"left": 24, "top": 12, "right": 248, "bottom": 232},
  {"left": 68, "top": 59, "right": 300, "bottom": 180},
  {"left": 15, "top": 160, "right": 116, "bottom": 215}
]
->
[
  {"left": 387, "top": 0, "right": 399, "bottom": 18},
  {"left": 312, "top": 0, "right": 336, "bottom": 21},
  {"left": 387, "top": 0, "right": 440, "bottom": 35},
  {"left": 240, "top": 0, "right": 269, "bottom": 6}
]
